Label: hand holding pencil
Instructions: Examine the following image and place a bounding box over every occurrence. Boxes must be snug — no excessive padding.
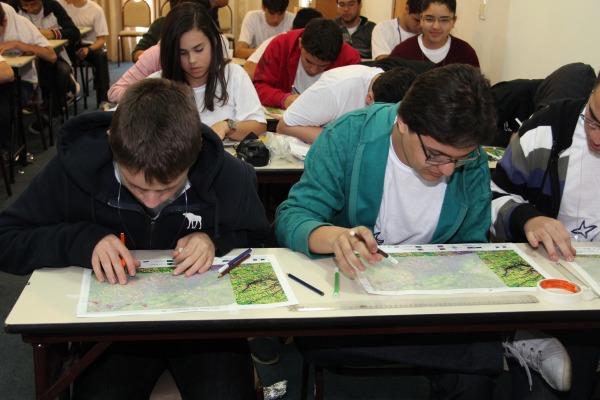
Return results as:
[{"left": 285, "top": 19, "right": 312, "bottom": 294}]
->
[{"left": 331, "top": 227, "right": 391, "bottom": 279}]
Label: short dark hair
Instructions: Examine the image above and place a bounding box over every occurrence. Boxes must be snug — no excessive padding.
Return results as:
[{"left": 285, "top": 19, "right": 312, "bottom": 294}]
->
[
  {"left": 263, "top": 0, "right": 289, "bottom": 13},
  {"left": 421, "top": 0, "right": 456, "bottom": 13},
  {"left": 300, "top": 18, "right": 344, "bottom": 62},
  {"left": 160, "top": 2, "right": 228, "bottom": 112},
  {"left": 0, "top": 4, "right": 5, "bottom": 21},
  {"left": 406, "top": 0, "right": 422, "bottom": 14},
  {"left": 398, "top": 64, "right": 495, "bottom": 147},
  {"left": 170, "top": 0, "right": 211, "bottom": 9},
  {"left": 595, "top": 70, "right": 600, "bottom": 89},
  {"left": 292, "top": 7, "right": 323, "bottom": 29},
  {"left": 109, "top": 79, "right": 202, "bottom": 185},
  {"left": 372, "top": 67, "right": 418, "bottom": 103}
]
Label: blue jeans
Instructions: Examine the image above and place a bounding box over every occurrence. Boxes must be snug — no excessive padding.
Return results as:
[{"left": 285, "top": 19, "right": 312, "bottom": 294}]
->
[{"left": 72, "top": 338, "right": 255, "bottom": 400}]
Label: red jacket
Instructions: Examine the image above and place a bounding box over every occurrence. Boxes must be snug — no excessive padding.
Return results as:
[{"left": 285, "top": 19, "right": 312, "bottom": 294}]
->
[{"left": 253, "top": 28, "right": 361, "bottom": 108}]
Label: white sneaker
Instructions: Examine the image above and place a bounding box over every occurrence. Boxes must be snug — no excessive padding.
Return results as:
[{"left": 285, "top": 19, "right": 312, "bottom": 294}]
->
[{"left": 504, "top": 330, "right": 571, "bottom": 392}]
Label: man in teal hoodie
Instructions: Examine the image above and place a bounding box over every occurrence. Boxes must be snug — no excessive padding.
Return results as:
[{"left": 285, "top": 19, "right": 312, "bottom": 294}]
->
[{"left": 275, "top": 64, "right": 502, "bottom": 397}]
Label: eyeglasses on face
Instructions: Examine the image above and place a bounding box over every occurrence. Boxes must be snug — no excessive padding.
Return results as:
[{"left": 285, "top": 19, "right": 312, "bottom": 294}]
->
[
  {"left": 580, "top": 114, "right": 600, "bottom": 131},
  {"left": 415, "top": 131, "right": 480, "bottom": 166},
  {"left": 421, "top": 15, "right": 455, "bottom": 26},
  {"left": 337, "top": 1, "right": 356, "bottom": 8}
]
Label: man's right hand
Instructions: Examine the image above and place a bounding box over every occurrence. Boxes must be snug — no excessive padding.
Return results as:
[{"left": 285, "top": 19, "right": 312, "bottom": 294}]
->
[
  {"left": 91, "top": 234, "right": 140, "bottom": 284},
  {"left": 524, "top": 216, "right": 576, "bottom": 262}
]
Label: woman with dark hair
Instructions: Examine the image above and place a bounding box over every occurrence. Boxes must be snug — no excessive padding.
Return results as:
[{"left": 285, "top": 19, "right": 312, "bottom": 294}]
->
[{"left": 156, "top": 2, "right": 266, "bottom": 141}]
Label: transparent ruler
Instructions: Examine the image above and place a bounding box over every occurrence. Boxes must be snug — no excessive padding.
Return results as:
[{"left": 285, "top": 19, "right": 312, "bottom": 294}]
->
[{"left": 288, "top": 295, "right": 538, "bottom": 312}]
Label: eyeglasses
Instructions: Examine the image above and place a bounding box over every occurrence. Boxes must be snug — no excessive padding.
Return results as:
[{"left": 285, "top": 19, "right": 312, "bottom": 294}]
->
[
  {"left": 415, "top": 131, "right": 480, "bottom": 166},
  {"left": 421, "top": 15, "right": 455, "bottom": 26},
  {"left": 580, "top": 113, "right": 600, "bottom": 130},
  {"left": 337, "top": 1, "right": 356, "bottom": 8}
]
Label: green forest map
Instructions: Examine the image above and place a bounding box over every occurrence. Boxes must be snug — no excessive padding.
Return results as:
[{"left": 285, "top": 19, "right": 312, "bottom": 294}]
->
[
  {"left": 81, "top": 260, "right": 289, "bottom": 315},
  {"left": 361, "top": 249, "right": 544, "bottom": 293}
]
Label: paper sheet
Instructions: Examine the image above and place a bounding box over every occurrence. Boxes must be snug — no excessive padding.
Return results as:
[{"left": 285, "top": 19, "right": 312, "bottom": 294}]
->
[
  {"left": 77, "top": 251, "right": 297, "bottom": 317},
  {"left": 356, "top": 243, "right": 550, "bottom": 295}
]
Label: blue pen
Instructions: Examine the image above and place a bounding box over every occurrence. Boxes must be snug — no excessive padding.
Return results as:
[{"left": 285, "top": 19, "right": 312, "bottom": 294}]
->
[{"left": 218, "top": 248, "right": 252, "bottom": 273}]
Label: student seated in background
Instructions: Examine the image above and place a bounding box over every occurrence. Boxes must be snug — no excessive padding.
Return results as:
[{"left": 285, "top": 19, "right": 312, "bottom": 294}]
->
[
  {"left": 0, "top": 77, "right": 270, "bottom": 399},
  {"left": 0, "top": 2, "right": 57, "bottom": 151},
  {"left": 253, "top": 18, "right": 361, "bottom": 109},
  {"left": 277, "top": 65, "right": 417, "bottom": 143},
  {"left": 243, "top": 7, "right": 322, "bottom": 80},
  {"left": 390, "top": 0, "right": 479, "bottom": 68},
  {"left": 275, "top": 64, "right": 502, "bottom": 398},
  {"left": 107, "top": 0, "right": 231, "bottom": 104},
  {"left": 235, "top": 0, "right": 294, "bottom": 60},
  {"left": 151, "top": 2, "right": 266, "bottom": 141},
  {"left": 9, "top": 0, "right": 80, "bottom": 132},
  {"left": 371, "top": 0, "right": 422, "bottom": 61},
  {"left": 131, "top": 0, "right": 229, "bottom": 63},
  {"left": 491, "top": 70, "right": 600, "bottom": 400},
  {"left": 0, "top": 54, "right": 15, "bottom": 83},
  {"left": 58, "top": 0, "right": 110, "bottom": 107},
  {"left": 334, "top": 0, "right": 375, "bottom": 59}
]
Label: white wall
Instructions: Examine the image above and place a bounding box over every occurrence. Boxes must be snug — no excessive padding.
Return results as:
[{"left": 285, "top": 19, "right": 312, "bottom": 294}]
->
[{"left": 502, "top": 0, "right": 600, "bottom": 81}]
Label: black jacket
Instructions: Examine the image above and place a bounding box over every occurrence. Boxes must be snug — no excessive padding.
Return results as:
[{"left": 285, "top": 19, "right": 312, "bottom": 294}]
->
[
  {"left": 0, "top": 112, "right": 270, "bottom": 275},
  {"left": 9, "top": 0, "right": 81, "bottom": 44}
]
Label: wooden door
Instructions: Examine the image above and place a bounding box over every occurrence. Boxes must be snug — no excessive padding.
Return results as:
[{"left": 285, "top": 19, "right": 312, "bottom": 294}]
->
[
  {"left": 314, "top": 0, "right": 338, "bottom": 20},
  {"left": 394, "top": 0, "right": 407, "bottom": 18}
]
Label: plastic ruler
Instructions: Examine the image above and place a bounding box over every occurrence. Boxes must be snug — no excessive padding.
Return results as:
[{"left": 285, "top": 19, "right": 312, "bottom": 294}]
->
[{"left": 288, "top": 295, "right": 538, "bottom": 312}]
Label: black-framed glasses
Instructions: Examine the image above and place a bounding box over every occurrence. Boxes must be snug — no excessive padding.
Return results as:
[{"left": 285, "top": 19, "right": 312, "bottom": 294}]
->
[
  {"left": 580, "top": 113, "right": 600, "bottom": 131},
  {"left": 415, "top": 131, "right": 480, "bottom": 166}
]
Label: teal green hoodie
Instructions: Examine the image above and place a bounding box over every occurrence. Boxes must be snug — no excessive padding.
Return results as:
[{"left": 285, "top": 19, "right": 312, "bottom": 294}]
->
[{"left": 275, "top": 102, "right": 491, "bottom": 258}]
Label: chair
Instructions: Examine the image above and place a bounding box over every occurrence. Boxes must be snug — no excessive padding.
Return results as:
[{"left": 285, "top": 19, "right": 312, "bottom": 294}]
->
[
  {"left": 159, "top": 0, "right": 170, "bottom": 17},
  {"left": 75, "top": 59, "right": 95, "bottom": 110},
  {"left": 117, "top": 0, "right": 151, "bottom": 67},
  {"left": 218, "top": 4, "right": 235, "bottom": 50}
]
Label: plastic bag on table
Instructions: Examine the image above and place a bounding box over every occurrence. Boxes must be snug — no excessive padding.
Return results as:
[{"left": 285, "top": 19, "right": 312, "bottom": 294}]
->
[{"left": 262, "top": 132, "right": 309, "bottom": 163}]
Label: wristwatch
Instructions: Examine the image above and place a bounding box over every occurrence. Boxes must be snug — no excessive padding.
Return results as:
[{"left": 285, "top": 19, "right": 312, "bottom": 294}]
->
[{"left": 226, "top": 118, "right": 237, "bottom": 132}]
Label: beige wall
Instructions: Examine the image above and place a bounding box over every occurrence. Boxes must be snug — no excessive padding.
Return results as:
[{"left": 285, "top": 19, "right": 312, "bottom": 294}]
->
[{"left": 230, "top": 0, "right": 599, "bottom": 83}]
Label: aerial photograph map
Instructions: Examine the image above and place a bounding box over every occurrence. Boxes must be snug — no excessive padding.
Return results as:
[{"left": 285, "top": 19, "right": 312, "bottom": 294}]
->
[
  {"left": 77, "top": 254, "right": 296, "bottom": 317},
  {"left": 357, "top": 243, "right": 548, "bottom": 295}
]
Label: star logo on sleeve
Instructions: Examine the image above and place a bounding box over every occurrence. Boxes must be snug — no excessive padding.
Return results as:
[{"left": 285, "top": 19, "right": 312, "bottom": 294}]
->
[{"left": 571, "top": 220, "right": 598, "bottom": 240}]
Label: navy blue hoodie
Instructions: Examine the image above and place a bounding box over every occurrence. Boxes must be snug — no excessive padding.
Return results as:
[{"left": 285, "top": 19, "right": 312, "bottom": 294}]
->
[{"left": 0, "top": 112, "right": 270, "bottom": 275}]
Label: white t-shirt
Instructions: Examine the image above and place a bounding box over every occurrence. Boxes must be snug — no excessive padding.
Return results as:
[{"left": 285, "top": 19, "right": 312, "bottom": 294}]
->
[
  {"left": 58, "top": 0, "right": 108, "bottom": 44},
  {"left": 291, "top": 60, "right": 323, "bottom": 94},
  {"left": 237, "top": 10, "right": 294, "bottom": 48},
  {"left": 18, "top": 8, "right": 71, "bottom": 65},
  {"left": 375, "top": 135, "right": 448, "bottom": 244},
  {"left": 283, "top": 65, "right": 383, "bottom": 128},
  {"left": 419, "top": 34, "right": 451, "bottom": 64},
  {"left": 247, "top": 35, "right": 276, "bottom": 64},
  {"left": 371, "top": 18, "right": 416, "bottom": 59},
  {"left": 557, "top": 108, "right": 600, "bottom": 242},
  {"left": 0, "top": 3, "right": 50, "bottom": 85},
  {"left": 149, "top": 63, "right": 266, "bottom": 128}
]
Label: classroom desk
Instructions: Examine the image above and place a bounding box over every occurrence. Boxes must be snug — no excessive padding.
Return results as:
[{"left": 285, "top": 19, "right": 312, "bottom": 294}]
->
[
  {"left": 5, "top": 54, "right": 36, "bottom": 181},
  {"left": 5, "top": 244, "right": 600, "bottom": 399},
  {"left": 79, "top": 26, "right": 92, "bottom": 37},
  {"left": 226, "top": 144, "right": 304, "bottom": 185}
]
